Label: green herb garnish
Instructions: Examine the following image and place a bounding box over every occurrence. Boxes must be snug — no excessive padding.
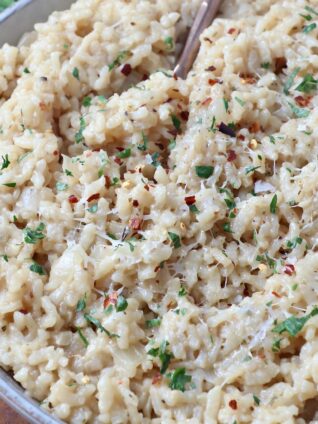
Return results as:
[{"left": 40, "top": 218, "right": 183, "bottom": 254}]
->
[
  {"left": 76, "top": 294, "right": 87, "bottom": 312},
  {"left": 84, "top": 313, "right": 118, "bottom": 338},
  {"left": 116, "top": 295, "right": 128, "bottom": 312},
  {"left": 76, "top": 328, "right": 89, "bottom": 347},
  {"left": 146, "top": 318, "right": 161, "bottom": 328},
  {"left": 82, "top": 96, "right": 92, "bottom": 107},
  {"left": 168, "top": 232, "right": 181, "bottom": 248},
  {"left": 3, "top": 182, "right": 16, "bottom": 187},
  {"left": 23, "top": 222, "right": 45, "bottom": 244},
  {"left": 72, "top": 67, "right": 80, "bottom": 80},
  {"left": 29, "top": 262, "right": 46, "bottom": 275},
  {"left": 108, "top": 50, "right": 129, "bottom": 71},
  {"left": 195, "top": 165, "right": 214, "bottom": 178},
  {"left": 283, "top": 67, "right": 300, "bottom": 94},
  {"left": 270, "top": 194, "right": 278, "bottom": 214},
  {"left": 167, "top": 367, "right": 192, "bottom": 392},
  {"left": 273, "top": 307, "right": 318, "bottom": 337},
  {"left": 75, "top": 116, "right": 86, "bottom": 143},
  {"left": 56, "top": 182, "right": 69, "bottom": 191},
  {"left": 116, "top": 148, "right": 131, "bottom": 159},
  {"left": 164, "top": 36, "right": 174, "bottom": 50},
  {"left": 296, "top": 74, "right": 318, "bottom": 93},
  {"left": 171, "top": 114, "right": 181, "bottom": 132},
  {"left": 137, "top": 131, "right": 149, "bottom": 151},
  {"left": 303, "top": 22, "right": 317, "bottom": 33},
  {"left": 1, "top": 154, "right": 10, "bottom": 170}
]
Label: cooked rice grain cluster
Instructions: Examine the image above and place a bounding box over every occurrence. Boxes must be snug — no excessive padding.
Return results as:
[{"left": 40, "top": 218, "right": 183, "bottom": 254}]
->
[{"left": 1, "top": 0, "right": 318, "bottom": 423}]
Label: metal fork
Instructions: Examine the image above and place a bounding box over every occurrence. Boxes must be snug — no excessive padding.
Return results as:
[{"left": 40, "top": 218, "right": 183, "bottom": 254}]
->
[{"left": 174, "top": 0, "right": 223, "bottom": 79}]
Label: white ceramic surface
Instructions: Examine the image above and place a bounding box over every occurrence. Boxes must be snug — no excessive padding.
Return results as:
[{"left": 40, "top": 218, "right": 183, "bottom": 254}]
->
[{"left": 0, "top": 3, "right": 74, "bottom": 422}]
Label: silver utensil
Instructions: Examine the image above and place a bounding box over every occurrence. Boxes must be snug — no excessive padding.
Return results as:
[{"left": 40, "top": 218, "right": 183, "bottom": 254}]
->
[{"left": 174, "top": 0, "right": 223, "bottom": 79}]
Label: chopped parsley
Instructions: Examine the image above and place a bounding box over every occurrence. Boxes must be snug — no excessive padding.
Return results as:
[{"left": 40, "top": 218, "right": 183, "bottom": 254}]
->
[
  {"left": 269, "top": 135, "right": 276, "bottom": 144},
  {"left": 1, "top": 154, "right": 10, "bottom": 170},
  {"left": 223, "top": 222, "right": 233, "bottom": 233},
  {"left": 261, "top": 62, "right": 271, "bottom": 69},
  {"left": 116, "top": 148, "right": 131, "bottom": 159},
  {"left": 223, "top": 98, "right": 229, "bottom": 112},
  {"left": 168, "top": 232, "right": 181, "bottom": 248},
  {"left": 146, "top": 317, "right": 161, "bottom": 328},
  {"left": 253, "top": 395, "right": 260, "bottom": 406},
  {"left": 84, "top": 313, "right": 118, "bottom": 338},
  {"left": 272, "top": 338, "right": 282, "bottom": 352},
  {"left": 270, "top": 194, "right": 278, "bottom": 214},
  {"left": 3, "top": 182, "right": 16, "bottom": 187},
  {"left": 189, "top": 204, "right": 199, "bottom": 214},
  {"left": 65, "top": 169, "right": 73, "bottom": 176},
  {"left": 75, "top": 116, "right": 86, "bottom": 143},
  {"left": 245, "top": 165, "right": 261, "bottom": 175},
  {"left": 195, "top": 165, "right": 214, "bottom": 178},
  {"left": 76, "top": 328, "right": 89, "bottom": 347},
  {"left": 288, "top": 101, "right": 310, "bottom": 118},
  {"left": 273, "top": 307, "right": 318, "bottom": 337},
  {"left": 29, "top": 262, "right": 46, "bottom": 275},
  {"left": 209, "top": 116, "right": 217, "bottom": 133},
  {"left": 296, "top": 74, "right": 318, "bottom": 93},
  {"left": 87, "top": 204, "right": 98, "bottom": 213},
  {"left": 23, "top": 222, "right": 45, "bottom": 244},
  {"left": 56, "top": 182, "right": 69, "bottom": 191},
  {"left": 82, "top": 96, "right": 92, "bottom": 107},
  {"left": 303, "top": 22, "right": 317, "bottom": 33},
  {"left": 178, "top": 285, "right": 187, "bottom": 297},
  {"left": 167, "top": 367, "right": 192, "bottom": 392},
  {"left": 235, "top": 96, "right": 245, "bottom": 106},
  {"left": 286, "top": 237, "right": 302, "bottom": 249},
  {"left": 108, "top": 50, "right": 129, "bottom": 71},
  {"left": 137, "top": 131, "right": 149, "bottom": 151},
  {"left": 72, "top": 67, "right": 80, "bottom": 80},
  {"left": 151, "top": 152, "right": 161, "bottom": 167},
  {"left": 76, "top": 294, "right": 87, "bottom": 312},
  {"left": 116, "top": 295, "right": 128, "bottom": 312},
  {"left": 164, "top": 36, "right": 174, "bottom": 50},
  {"left": 23, "top": 67, "right": 30, "bottom": 74},
  {"left": 1, "top": 254, "right": 8, "bottom": 262},
  {"left": 283, "top": 67, "right": 300, "bottom": 94},
  {"left": 171, "top": 114, "right": 181, "bottom": 132},
  {"left": 148, "top": 340, "right": 173, "bottom": 374}
]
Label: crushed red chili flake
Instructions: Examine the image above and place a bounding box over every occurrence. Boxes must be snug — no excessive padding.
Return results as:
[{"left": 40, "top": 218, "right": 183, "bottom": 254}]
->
[
  {"left": 68, "top": 195, "right": 79, "bottom": 204},
  {"left": 152, "top": 373, "right": 162, "bottom": 385},
  {"left": 121, "top": 63, "right": 132, "bottom": 76},
  {"left": 132, "top": 199, "right": 139, "bottom": 207},
  {"left": 228, "top": 27, "right": 236, "bottom": 34},
  {"left": 105, "top": 175, "right": 111, "bottom": 189},
  {"left": 53, "top": 150, "right": 59, "bottom": 156},
  {"left": 243, "top": 284, "right": 250, "bottom": 297},
  {"left": 184, "top": 195, "right": 196, "bottom": 206},
  {"left": 144, "top": 185, "right": 149, "bottom": 191},
  {"left": 19, "top": 309, "right": 28, "bottom": 314},
  {"left": 114, "top": 156, "right": 123, "bottom": 165},
  {"left": 116, "top": 147, "right": 124, "bottom": 152},
  {"left": 129, "top": 217, "right": 143, "bottom": 231},
  {"left": 284, "top": 264, "right": 295, "bottom": 275},
  {"left": 104, "top": 292, "right": 118, "bottom": 309},
  {"left": 201, "top": 97, "right": 212, "bottom": 106},
  {"left": 295, "top": 95, "right": 311, "bottom": 107},
  {"left": 142, "top": 74, "right": 149, "bottom": 81},
  {"left": 229, "top": 399, "right": 238, "bottom": 410},
  {"left": 180, "top": 111, "right": 189, "bottom": 121},
  {"left": 272, "top": 290, "right": 282, "bottom": 298},
  {"left": 205, "top": 65, "right": 216, "bottom": 72},
  {"left": 208, "top": 78, "right": 218, "bottom": 86},
  {"left": 249, "top": 122, "right": 261, "bottom": 133},
  {"left": 238, "top": 134, "right": 245, "bottom": 141},
  {"left": 227, "top": 150, "right": 237, "bottom": 162},
  {"left": 87, "top": 193, "right": 100, "bottom": 202},
  {"left": 275, "top": 57, "right": 287, "bottom": 74}
]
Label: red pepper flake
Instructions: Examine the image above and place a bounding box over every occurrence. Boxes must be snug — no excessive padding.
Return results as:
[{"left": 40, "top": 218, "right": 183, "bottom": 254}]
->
[
  {"left": 152, "top": 373, "right": 162, "bottom": 385},
  {"left": 227, "top": 150, "right": 237, "bottom": 162},
  {"left": 114, "top": 156, "right": 122, "bottom": 165},
  {"left": 129, "top": 217, "right": 143, "bottom": 231},
  {"left": 229, "top": 399, "right": 238, "bottom": 410},
  {"left": 184, "top": 195, "right": 196, "bottom": 206},
  {"left": 284, "top": 264, "right": 295, "bottom": 276},
  {"left": 19, "top": 309, "right": 28, "bottom": 314},
  {"left": 68, "top": 194, "right": 79, "bottom": 204},
  {"left": 243, "top": 284, "right": 250, "bottom": 297},
  {"left": 201, "top": 97, "right": 212, "bottom": 107},
  {"left": 132, "top": 199, "right": 139, "bottom": 207},
  {"left": 238, "top": 134, "right": 245, "bottom": 141},
  {"left": 142, "top": 74, "right": 149, "bottom": 81},
  {"left": 249, "top": 122, "right": 260, "bottom": 133},
  {"left": 295, "top": 95, "right": 311, "bottom": 107},
  {"left": 121, "top": 63, "right": 132, "bottom": 76},
  {"left": 228, "top": 27, "right": 236, "bottom": 34},
  {"left": 116, "top": 147, "right": 124, "bottom": 152},
  {"left": 205, "top": 65, "right": 216, "bottom": 72},
  {"left": 144, "top": 185, "right": 149, "bottom": 191},
  {"left": 180, "top": 111, "right": 189, "bottom": 121},
  {"left": 87, "top": 193, "right": 100, "bottom": 202},
  {"left": 272, "top": 290, "right": 282, "bottom": 298},
  {"left": 103, "top": 292, "right": 118, "bottom": 309},
  {"left": 208, "top": 78, "right": 218, "bottom": 86},
  {"left": 53, "top": 150, "right": 59, "bottom": 156},
  {"left": 105, "top": 175, "right": 111, "bottom": 189},
  {"left": 275, "top": 57, "right": 287, "bottom": 74}
]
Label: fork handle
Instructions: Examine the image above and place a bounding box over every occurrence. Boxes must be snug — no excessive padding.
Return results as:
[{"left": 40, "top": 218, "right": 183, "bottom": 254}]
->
[{"left": 174, "top": 0, "right": 223, "bottom": 79}]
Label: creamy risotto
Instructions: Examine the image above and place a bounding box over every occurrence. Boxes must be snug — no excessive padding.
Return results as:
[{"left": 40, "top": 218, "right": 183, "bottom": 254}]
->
[{"left": 1, "top": 0, "right": 318, "bottom": 423}]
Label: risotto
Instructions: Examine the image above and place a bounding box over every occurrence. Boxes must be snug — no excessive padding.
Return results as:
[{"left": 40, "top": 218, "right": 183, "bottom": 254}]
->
[{"left": 1, "top": 0, "right": 318, "bottom": 422}]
